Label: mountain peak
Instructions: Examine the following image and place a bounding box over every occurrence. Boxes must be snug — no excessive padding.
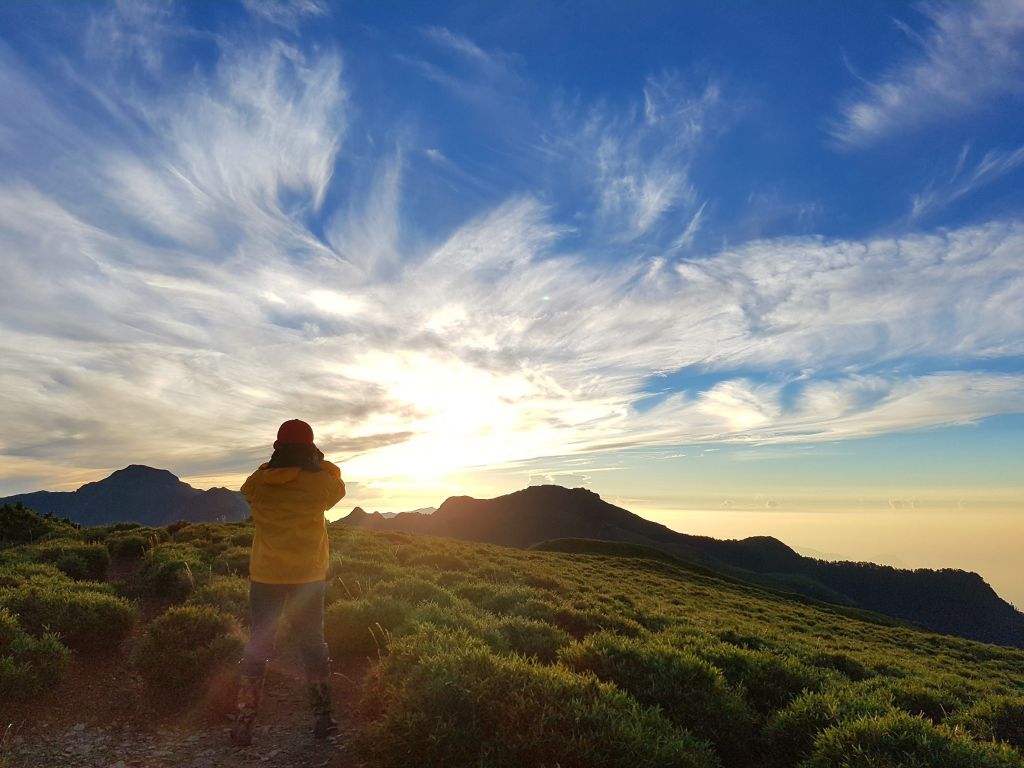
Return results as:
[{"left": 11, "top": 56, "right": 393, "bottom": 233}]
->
[
  {"left": 0, "top": 465, "right": 249, "bottom": 527},
  {"left": 435, "top": 484, "right": 605, "bottom": 517},
  {"left": 737, "top": 535, "right": 798, "bottom": 554},
  {"left": 107, "top": 465, "right": 181, "bottom": 482},
  {"left": 518, "top": 484, "right": 601, "bottom": 500}
]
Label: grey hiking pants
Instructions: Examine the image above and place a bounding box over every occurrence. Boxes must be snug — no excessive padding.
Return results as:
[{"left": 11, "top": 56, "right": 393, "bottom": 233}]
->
[{"left": 240, "top": 580, "right": 330, "bottom": 678}]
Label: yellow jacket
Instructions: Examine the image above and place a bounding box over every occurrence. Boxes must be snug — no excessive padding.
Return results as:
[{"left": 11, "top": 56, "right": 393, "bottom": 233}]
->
[{"left": 240, "top": 460, "right": 346, "bottom": 584}]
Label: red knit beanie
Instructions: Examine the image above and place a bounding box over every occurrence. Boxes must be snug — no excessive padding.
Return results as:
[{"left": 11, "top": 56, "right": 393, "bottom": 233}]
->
[{"left": 275, "top": 419, "right": 314, "bottom": 448}]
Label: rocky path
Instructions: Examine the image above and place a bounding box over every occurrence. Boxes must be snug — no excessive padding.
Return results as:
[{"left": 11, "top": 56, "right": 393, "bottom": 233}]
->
[{"left": 1, "top": 591, "right": 369, "bottom": 768}]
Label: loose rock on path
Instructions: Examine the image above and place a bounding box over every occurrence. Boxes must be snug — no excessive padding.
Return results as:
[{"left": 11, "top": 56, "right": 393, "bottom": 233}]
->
[{"left": 2, "top": 614, "right": 367, "bottom": 768}]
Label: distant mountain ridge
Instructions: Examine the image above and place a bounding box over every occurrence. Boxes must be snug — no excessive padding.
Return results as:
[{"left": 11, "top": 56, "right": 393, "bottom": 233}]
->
[
  {"left": 0, "top": 465, "right": 250, "bottom": 527},
  {"left": 339, "top": 484, "right": 1024, "bottom": 649},
  {"left": 348, "top": 506, "right": 437, "bottom": 520}
]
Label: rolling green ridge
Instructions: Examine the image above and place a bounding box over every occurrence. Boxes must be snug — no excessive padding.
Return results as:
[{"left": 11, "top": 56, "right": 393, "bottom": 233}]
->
[
  {"left": 342, "top": 485, "right": 1024, "bottom": 648},
  {"left": 530, "top": 538, "right": 918, "bottom": 630},
  {"left": 2, "top": 503, "right": 1024, "bottom": 767},
  {"left": 7, "top": 469, "right": 1021, "bottom": 646}
]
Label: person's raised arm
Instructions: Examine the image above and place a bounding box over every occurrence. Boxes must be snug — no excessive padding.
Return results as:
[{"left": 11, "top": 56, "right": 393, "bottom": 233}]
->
[
  {"left": 320, "top": 461, "right": 346, "bottom": 511},
  {"left": 240, "top": 470, "right": 259, "bottom": 504}
]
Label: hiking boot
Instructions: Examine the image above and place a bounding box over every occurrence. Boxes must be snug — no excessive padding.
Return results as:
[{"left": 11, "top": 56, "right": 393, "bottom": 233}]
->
[
  {"left": 231, "top": 673, "right": 264, "bottom": 747},
  {"left": 307, "top": 674, "right": 338, "bottom": 738}
]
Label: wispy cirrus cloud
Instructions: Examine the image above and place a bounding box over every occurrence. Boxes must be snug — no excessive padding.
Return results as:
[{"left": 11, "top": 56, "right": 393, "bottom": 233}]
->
[
  {"left": 402, "top": 25, "right": 525, "bottom": 110},
  {"left": 86, "top": 0, "right": 177, "bottom": 72},
  {"left": 911, "top": 143, "right": 1024, "bottom": 220},
  {"left": 0, "top": 2, "right": 1022, "bottom": 500},
  {"left": 405, "top": 31, "right": 722, "bottom": 249},
  {"left": 11, "top": 157, "right": 1021, "bottom": 490},
  {"left": 630, "top": 372, "right": 1024, "bottom": 447},
  {"left": 241, "top": 0, "right": 327, "bottom": 32},
  {"left": 834, "top": 0, "right": 1024, "bottom": 147},
  {"left": 566, "top": 73, "right": 721, "bottom": 243},
  {"left": 422, "top": 26, "right": 518, "bottom": 76}
]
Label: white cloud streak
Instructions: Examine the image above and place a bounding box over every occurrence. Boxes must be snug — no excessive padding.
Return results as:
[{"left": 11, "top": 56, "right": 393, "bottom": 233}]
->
[
  {"left": 834, "top": 0, "right": 1024, "bottom": 147},
  {"left": 241, "top": 0, "right": 327, "bottom": 32},
  {"left": 575, "top": 74, "right": 720, "bottom": 241},
  {"left": 423, "top": 26, "right": 497, "bottom": 67},
  {"left": 405, "top": 26, "right": 525, "bottom": 111},
  {"left": 631, "top": 372, "right": 1024, "bottom": 447},
  {"left": 0, "top": 7, "right": 1022, "bottom": 495},
  {"left": 911, "top": 143, "right": 1024, "bottom": 220}
]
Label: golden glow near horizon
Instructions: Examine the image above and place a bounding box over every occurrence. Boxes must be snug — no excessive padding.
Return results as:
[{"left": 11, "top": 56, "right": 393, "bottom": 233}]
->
[
  {"left": 1, "top": 1, "right": 1023, "bottom": 639},
  {"left": 5, "top": 443, "right": 1020, "bottom": 609},
  {"left": 331, "top": 350, "right": 617, "bottom": 482},
  {"left": 641, "top": 506, "right": 1024, "bottom": 611}
]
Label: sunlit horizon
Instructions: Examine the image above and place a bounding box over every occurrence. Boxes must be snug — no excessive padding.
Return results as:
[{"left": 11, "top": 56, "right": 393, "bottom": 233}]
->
[{"left": 1, "top": 4, "right": 1022, "bottom": 609}]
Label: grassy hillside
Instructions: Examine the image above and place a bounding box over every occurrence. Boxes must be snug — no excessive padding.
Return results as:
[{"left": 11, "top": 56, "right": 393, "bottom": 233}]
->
[
  {"left": 342, "top": 485, "right": 1024, "bottom": 647},
  {"left": 1, "top": 505, "right": 1023, "bottom": 767}
]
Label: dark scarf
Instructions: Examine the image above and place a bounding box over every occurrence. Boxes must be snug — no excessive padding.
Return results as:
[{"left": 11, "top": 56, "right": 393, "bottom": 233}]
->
[{"left": 268, "top": 443, "right": 324, "bottom": 472}]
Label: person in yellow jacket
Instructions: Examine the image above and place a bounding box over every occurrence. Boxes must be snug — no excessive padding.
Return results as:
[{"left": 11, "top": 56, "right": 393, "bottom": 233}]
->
[{"left": 231, "top": 419, "right": 346, "bottom": 747}]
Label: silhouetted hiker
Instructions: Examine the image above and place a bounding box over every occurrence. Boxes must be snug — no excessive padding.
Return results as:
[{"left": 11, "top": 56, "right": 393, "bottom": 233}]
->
[{"left": 231, "top": 419, "right": 346, "bottom": 747}]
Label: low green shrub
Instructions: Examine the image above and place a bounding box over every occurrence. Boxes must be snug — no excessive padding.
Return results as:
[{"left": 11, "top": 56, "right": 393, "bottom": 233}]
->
[
  {"left": 0, "top": 562, "right": 70, "bottom": 589},
  {"left": 804, "top": 650, "right": 872, "bottom": 681},
  {"left": 110, "top": 522, "right": 143, "bottom": 532},
  {"left": 79, "top": 526, "right": 110, "bottom": 543},
  {"left": 325, "top": 576, "right": 362, "bottom": 604},
  {"left": 409, "top": 600, "right": 570, "bottom": 664},
  {"left": 404, "top": 550, "right": 470, "bottom": 572},
  {"left": 561, "top": 632, "right": 756, "bottom": 765},
  {"left": 82, "top": 522, "right": 143, "bottom": 543},
  {"left": 764, "top": 688, "right": 894, "bottom": 765},
  {"left": 138, "top": 543, "right": 208, "bottom": 600},
  {"left": 516, "top": 597, "right": 645, "bottom": 638},
  {"left": 803, "top": 711, "right": 1024, "bottom": 768},
  {"left": 375, "top": 576, "right": 456, "bottom": 607},
  {"left": 947, "top": 695, "right": 1024, "bottom": 749},
  {"left": 171, "top": 524, "right": 230, "bottom": 552},
  {"left": 212, "top": 546, "right": 250, "bottom": 576},
  {"left": 0, "top": 563, "right": 114, "bottom": 600},
  {"left": 455, "top": 581, "right": 542, "bottom": 614},
  {"left": 326, "top": 556, "right": 403, "bottom": 599},
  {"left": 0, "top": 606, "right": 23, "bottom": 647},
  {"left": 408, "top": 600, "right": 505, "bottom": 648},
  {"left": 359, "top": 626, "right": 721, "bottom": 768},
  {"left": 694, "top": 642, "right": 828, "bottom": 716},
  {"left": 131, "top": 605, "right": 243, "bottom": 710},
  {"left": 495, "top": 616, "right": 570, "bottom": 663},
  {"left": 0, "top": 582, "right": 136, "bottom": 652},
  {"left": 187, "top": 576, "right": 249, "bottom": 622},
  {"left": 27, "top": 541, "right": 110, "bottom": 581},
  {"left": 885, "top": 678, "right": 967, "bottom": 721},
  {"left": 0, "top": 607, "right": 69, "bottom": 699},
  {"left": 106, "top": 530, "right": 156, "bottom": 560},
  {"left": 164, "top": 520, "right": 195, "bottom": 537},
  {"left": 0, "top": 503, "right": 78, "bottom": 545},
  {"left": 471, "top": 561, "right": 525, "bottom": 584},
  {"left": 227, "top": 530, "right": 253, "bottom": 547},
  {"left": 325, "top": 594, "right": 413, "bottom": 657},
  {"left": 717, "top": 628, "right": 771, "bottom": 651},
  {"left": 520, "top": 570, "right": 569, "bottom": 593},
  {"left": 377, "top": 531, "right": 414, "bottom": 545},
  {"left": 434, "top": 569, "right": 477, "bottom": 589}
]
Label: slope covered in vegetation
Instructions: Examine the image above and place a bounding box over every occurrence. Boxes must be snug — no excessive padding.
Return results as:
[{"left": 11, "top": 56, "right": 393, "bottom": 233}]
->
[
  {"left": 1, "top": 504, "right": 1023, "bottom": 767},
  {"left": 342, "top": 485, "right": 1024, "bottom": 648}
]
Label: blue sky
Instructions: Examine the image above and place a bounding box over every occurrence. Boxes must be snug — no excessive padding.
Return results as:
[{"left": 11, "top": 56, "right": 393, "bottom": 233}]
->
[{"left": 1, "top": 0, "right": 1022, "bottom": 597}]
